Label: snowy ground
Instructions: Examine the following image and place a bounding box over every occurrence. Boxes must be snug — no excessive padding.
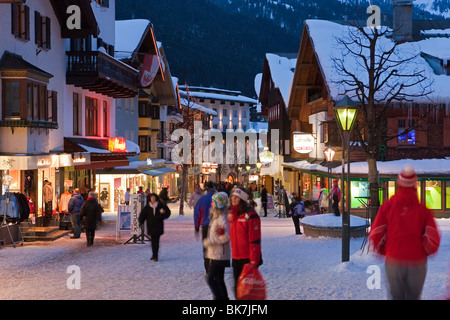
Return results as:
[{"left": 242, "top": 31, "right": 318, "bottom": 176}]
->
[{"left": 0, "top": 202, "right": 449, "bottom": 300}]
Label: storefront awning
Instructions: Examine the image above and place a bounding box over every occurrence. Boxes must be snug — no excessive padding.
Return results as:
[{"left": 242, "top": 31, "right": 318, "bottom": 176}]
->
[{"left": 140, "top": 167, "right": 176, "bottom": 177}]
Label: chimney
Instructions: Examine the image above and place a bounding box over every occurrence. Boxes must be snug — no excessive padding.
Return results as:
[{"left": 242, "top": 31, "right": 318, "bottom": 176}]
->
[{"left": 391, "top": 0, "right": 414, "bottom": 42}]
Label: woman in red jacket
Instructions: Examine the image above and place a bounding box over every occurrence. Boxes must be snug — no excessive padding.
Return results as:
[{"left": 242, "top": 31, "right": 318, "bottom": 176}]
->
[
  {"left": 370, "top": 165, "right": 440, "bottom": 300},
  {"left": 228, "top": 188, "right": 262, "bottom": 297}
]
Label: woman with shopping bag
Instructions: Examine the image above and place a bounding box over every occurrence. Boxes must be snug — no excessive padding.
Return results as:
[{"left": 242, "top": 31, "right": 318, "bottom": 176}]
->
[{"left": 228, "top": 188, "right": 265, "bottom": 300}]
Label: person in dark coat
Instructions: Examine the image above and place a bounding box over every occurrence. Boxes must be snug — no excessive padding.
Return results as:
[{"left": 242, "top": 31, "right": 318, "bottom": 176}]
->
[
  {"left": 159, "top": 187, "right": 169, "bottom": 204},
  {"left": 261, "top": 186, "right": 268, "bottom": 217},
  {"left": 80, "top": 192, "right": 103, "bottom": 247},
  {"left": 138, "top": 193, "right": 171, "bottom": 261},
  {"left": 68, "top": 188, "right": 84, "bottom": 238}
]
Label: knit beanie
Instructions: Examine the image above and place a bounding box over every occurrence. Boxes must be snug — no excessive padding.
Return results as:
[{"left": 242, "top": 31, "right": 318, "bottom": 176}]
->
[
  {"left": 212, "top": 192, "right": 229, "bottom": 209},
  {"left": 231, "top": 188, "right": 249, "bottom": 202},
  {"left": 397, "top": 164, "right": 417, "bottom": 188}
]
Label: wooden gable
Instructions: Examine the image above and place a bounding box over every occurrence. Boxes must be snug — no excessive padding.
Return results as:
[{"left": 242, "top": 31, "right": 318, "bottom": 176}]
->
[{"left": 288, "top": 24, "right": 330, "bottom": 123}]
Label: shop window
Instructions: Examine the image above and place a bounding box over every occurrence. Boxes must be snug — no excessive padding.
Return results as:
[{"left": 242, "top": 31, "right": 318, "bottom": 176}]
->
[
  {"left": 398, "top": 119, "right": 416, "bottom": 145},
  {"left": 446, "top": 183, "right": 450, "bottom": 209},
  {"left": 425, "top": 181, "right": 442, "bottom": 210},
  {"left": 350, "top": 181, "right": 369, "bottom": 209}
]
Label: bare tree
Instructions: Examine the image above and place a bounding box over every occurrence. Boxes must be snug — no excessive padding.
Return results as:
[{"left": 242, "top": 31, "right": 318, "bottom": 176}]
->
[
  {"left": 171, "top": 84, "right": 210, "bottom": 215},
  {"left": 332, "top": 23, "right": 434, "bottom": 220}
]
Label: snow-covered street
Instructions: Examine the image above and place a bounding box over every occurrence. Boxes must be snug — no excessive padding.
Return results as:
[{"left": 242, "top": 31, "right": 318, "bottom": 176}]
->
[{"left": 1, "top": 202, "right": 449, "bottom": 300}]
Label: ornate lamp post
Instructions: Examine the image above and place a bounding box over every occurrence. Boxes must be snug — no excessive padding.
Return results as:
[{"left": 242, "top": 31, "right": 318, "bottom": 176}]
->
[
  {"left": 334, "top": 95, "right": 359, "bottom": 262},
  {"left": 323, "top": 146, "right": 336, "bottom": 212}
]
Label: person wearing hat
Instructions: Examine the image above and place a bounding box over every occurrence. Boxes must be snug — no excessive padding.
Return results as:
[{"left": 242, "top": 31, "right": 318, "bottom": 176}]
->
[
  {"left": 228, "top": 187, "right": 262, "bottom": 298},
  {"left": 203, "top": 192, "right": 231, "bottom": 300},
  {"left": 370, "top": 164, "right": 441, "bottom": 300},
  {"left": 328, "top": 179, "right": 341, "bottom": 216}
]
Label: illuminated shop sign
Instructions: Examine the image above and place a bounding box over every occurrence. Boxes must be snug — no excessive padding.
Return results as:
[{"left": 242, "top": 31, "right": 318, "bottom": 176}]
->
[{"left": 108, "top": 137, "right": 127, "bottom": 152}]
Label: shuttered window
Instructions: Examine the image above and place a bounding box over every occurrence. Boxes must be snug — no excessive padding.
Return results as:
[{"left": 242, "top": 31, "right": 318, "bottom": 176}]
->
[
  {"left": 35, "top": 11, "right": 51, "bottom": 50},
  {"left": 11, "top": 3, "right": 30, "bottom": 41}
]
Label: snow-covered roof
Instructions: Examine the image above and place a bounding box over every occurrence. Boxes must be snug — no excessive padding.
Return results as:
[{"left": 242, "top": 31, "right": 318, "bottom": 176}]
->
[
  {"left": 305, "top": 19, "right": 450, "bottom": 104},
  {"left": 179, "top": 88, "right": 257, "bottom": 105},
  {"left": 265, "top": 53, "right": 297, "bottom": 107},
  {"left": 286, "top": 158, "right": 450, "bottom": 176},
  {"left": 115, "top": 19, "right": 151, "bottom": 60},
  {"left": 179, "top": 98, "right": 218, "bottom": 116}
]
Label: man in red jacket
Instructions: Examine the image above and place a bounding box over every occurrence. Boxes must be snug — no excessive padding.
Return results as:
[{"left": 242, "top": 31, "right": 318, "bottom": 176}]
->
[
  {"left": 228, "top": 188, "right": 262, "bottom": 296},
  {"left": 370, "top": 165, "right": 441, "bottom": 300}
]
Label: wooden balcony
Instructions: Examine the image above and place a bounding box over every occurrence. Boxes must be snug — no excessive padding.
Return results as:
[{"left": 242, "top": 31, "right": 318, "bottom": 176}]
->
[{"left": 66, "top": 51, "right": 138, "bottom": 98}]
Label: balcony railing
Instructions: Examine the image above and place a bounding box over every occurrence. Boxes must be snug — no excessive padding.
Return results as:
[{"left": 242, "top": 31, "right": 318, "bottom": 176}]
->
[{"left": 66, "top": 51, "right": 138, "bottom": 98}]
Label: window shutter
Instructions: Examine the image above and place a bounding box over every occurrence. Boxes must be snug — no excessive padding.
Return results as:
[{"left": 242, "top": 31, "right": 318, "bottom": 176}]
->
[
  {"left": 415, "top": 118, "right": 427, "bottom": 147},
  {"left": 444, "top": 118, "right": 450, "bottom": 147},
  {"left": 52, "top": 91, "right": 58, "bottom": 123},
  {"left": 45, "top": 17, "right": 51, "bottom": 49},
  {"left": 11, "top": 4, "right": 19, "bottom": 36},
  {"left": 386, "top": 118, "right": 398, "bottom": 147},
  {"left": 35, "top": 11, "right": 41, "bottom": 46},
  {"left": 24, "top": 5, "right": 30, "bottom": 40}
]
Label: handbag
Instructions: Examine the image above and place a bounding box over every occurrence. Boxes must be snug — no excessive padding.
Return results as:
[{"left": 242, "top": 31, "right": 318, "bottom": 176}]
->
[{"left": 236, "top": 264, "right": 266, "bottom": 300}]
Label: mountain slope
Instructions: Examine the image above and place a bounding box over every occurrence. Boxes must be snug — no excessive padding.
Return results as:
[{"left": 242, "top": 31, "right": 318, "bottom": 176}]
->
[
  {"left": 116, "top": 0, "right": 448, "bottom": 98},
  {"left": 116, "top": 0, "right": 299, "bottom": 97}
]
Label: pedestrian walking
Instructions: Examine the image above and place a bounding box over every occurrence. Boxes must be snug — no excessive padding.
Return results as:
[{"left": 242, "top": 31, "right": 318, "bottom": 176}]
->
[
  {"left": 261, "top": 186, "right": 268, "bottom": 217},
  {"left": 194, "top": 181, "right": 216, "bottom": 273},
  {"left": 228, "top": 188, "right": 262, "bottom": 297},
  {"left": 328, "top": 179, "right": 341, "bottom": 216},
  {"left": 124, "top": 188, "right": 130, "bottom": 205},
  {"left": 189, "top": 185, "right": 204, "bottom": 209},
  {"left": 80, "top": 191, "right": 103, "bottom": 247},
  {"left": 203, "top": 192, "right": 231, "bottom": 300},
  {"left": 138, "top": 193, "right": 171, "bottom": 261},
  {"left": 370, "top": 165, "right": 441, "bottom": 300},
  {"left": 68, "top": 188, "right": 84, "bottom": 239}
]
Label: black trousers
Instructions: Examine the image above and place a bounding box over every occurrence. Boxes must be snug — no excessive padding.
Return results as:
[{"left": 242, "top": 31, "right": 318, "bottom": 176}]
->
[
  {"left": 207, "top": 260, "right": 230, "bottom": 300},
  {"left": 150, "top": 234, "right": 161, "bottom": 259},
  {"left": 332, "top": 195, "right": 340, "bottom": 216},
  {"left": 292, "top": 215, "right": 302, "bottom": 234},
  {"left": 43, "top": 201, "right": 52, "bottom": 227},
  {"left": 86, "top": 229, "right": 95, "bottom": 246},
  {"left": 262, "top": 201, "right": 267, "bottom": 217}
]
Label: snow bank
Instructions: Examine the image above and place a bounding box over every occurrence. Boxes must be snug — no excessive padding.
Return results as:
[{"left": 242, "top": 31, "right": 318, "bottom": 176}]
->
[{"left": 301, "top": 213, "right": 369, "bottom": 228}]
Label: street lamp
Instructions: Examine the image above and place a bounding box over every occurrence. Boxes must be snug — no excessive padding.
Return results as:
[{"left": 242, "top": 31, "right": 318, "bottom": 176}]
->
[
  {"left": 334, "top": 95, "right": 359, "bottom": 262},
  {"left": 323, "top": 146, "right": 336, "bottom": 212}
]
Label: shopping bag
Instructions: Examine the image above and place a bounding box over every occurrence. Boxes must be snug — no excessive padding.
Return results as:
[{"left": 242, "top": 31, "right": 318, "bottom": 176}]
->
[{"left": 236, "top": 264, "right": 266, "bottom": 300}]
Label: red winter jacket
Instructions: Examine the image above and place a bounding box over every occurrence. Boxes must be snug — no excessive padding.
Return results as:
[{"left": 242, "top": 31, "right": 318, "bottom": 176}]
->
[
  {"left": 229, "top": 205, "right": 262, "bottom": 266},
  {"left": 370, "top": 187, "right": 440, "bottom": 263}
]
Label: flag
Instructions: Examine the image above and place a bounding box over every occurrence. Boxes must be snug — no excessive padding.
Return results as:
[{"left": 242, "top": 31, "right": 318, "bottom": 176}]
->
[{"left": 139, "top": 54, "right": 160, "bottom": 87}]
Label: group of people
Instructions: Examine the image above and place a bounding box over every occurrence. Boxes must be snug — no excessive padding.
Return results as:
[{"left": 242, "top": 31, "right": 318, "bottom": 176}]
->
[
  {"left": 67, "top": 187, "right": 104, "bottom": 247},
  {"left": 192, "top": 181, "right": 262, "bottom": 300}
]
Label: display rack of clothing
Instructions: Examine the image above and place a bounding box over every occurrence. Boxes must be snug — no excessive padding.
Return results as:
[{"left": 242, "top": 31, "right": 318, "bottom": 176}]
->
[{"left": 0, "top": 190, "right": 26, "bottom": 248}]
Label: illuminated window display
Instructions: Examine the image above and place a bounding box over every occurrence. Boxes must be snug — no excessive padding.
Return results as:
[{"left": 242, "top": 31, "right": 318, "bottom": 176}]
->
[{"left": 425, "top": 181, "right": 442, "bottom": 210}]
